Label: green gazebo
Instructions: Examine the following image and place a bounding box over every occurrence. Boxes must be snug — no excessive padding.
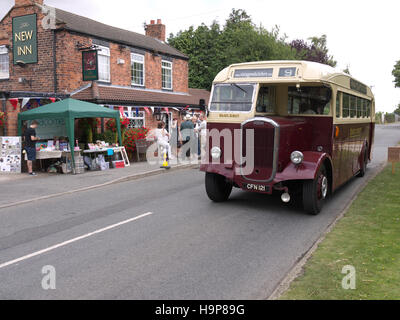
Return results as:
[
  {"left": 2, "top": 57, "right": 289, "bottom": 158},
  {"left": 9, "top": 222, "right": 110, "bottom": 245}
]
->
[{"left": 18, "top": 98, "right": 122, "bottom": 173}]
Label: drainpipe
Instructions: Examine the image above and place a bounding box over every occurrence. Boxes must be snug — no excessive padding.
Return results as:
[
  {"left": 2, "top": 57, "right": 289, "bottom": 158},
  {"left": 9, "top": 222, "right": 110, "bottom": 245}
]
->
[
  {"left": 1, "top": 93, "right": 8, "bottom": 136},
  {"left": 53, "top": 30, "right": 58, "bottom": 94}
]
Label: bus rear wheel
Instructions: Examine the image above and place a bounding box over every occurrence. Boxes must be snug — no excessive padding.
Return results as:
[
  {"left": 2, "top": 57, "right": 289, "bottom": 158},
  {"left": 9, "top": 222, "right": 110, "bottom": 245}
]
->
[
  {"left": 357, "top": 148, "right": 368, "bottom": 178},
  {"left": 205, "top": 172, "right": 233, "bottom": 202},
  {"left": 303, "top": 165, "right": 328, "bottom": 215}
]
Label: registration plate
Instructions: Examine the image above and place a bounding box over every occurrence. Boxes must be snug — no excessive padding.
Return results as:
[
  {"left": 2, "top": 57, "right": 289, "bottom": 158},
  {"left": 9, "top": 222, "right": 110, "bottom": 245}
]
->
[{"left": 243, "top": 183, "right": 270, "bottom": 192}]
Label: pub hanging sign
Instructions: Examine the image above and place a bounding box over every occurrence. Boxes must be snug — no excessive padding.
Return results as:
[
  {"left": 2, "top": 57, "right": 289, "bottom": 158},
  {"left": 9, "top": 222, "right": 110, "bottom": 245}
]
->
[
  {"left": 82, "top": 50, "right": 99, "bottom": 81},
  {"left": 12, "top": 14, "right": 38, "bottom": 65}
]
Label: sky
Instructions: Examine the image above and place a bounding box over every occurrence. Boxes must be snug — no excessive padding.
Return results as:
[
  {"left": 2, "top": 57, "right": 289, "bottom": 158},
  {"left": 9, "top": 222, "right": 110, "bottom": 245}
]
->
[{"left": 1, "top": 0, "right": 399, "bottom": 112}]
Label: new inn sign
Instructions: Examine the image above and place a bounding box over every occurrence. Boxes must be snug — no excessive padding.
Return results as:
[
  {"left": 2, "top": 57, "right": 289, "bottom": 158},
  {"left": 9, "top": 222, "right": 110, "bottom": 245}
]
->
[{"left": 12, "top": 14, "right": 38, "bottom": 65}]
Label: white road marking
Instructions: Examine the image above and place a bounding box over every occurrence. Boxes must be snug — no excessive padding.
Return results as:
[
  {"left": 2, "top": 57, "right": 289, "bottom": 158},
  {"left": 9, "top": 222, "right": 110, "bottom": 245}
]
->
[{"left": 0, "top": 212, "right": 153, "bottom": 270}]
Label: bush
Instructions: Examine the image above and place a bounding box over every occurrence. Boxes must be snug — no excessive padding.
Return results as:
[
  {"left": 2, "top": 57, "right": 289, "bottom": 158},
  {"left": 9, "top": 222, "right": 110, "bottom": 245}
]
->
[
  {"left": 94, "top": 130, "right": 116, "bottom": 144},
  {"left": 123, "top": 127, "right": 149, "bottom": 155},
  {"left": 105, "top": 118, "right": 129, "bottom": 132},
  {"left": 385, "top": 113, "right": 396, "bottom": 123}
]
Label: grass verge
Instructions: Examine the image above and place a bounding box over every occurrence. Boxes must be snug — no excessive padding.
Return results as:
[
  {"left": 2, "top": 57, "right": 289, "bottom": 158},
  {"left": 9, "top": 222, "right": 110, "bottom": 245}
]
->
[{"left": 280, "top": 165, "right": 400, "bottom": 300}]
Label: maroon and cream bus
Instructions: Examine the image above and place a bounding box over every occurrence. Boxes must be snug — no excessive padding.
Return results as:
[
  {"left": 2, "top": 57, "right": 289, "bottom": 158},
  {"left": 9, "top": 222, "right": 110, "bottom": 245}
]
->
[{"left": 200, "top": 61, "right": 375, "bottom": 214}]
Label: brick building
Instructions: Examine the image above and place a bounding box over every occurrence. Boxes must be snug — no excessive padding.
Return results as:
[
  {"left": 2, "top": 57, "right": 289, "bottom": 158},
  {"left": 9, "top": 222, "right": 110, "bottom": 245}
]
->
[{"left": 0, "top": 0, "right": 210, "bottom": 136}]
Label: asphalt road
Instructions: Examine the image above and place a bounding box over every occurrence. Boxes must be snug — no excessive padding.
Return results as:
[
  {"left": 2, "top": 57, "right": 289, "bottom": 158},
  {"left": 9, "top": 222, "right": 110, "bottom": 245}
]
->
[{"left": 0, "top": 124, "right": 399, "bottom": 300}]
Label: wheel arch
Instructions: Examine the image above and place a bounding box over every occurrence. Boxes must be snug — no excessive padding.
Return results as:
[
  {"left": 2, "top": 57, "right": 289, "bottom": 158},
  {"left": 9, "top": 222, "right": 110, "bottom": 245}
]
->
[
  {"left": 276, "top": 152, "right": 333, "bottom": 183},
  {"left": 322, "top": 157, "right": 333, "bottom": 195}
]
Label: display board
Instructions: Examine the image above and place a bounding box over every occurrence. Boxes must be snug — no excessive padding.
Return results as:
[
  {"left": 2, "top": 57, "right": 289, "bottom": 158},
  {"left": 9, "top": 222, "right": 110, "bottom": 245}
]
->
[
  {"left": 0, "top": 137, "right": 22, "bottom": 173},
  {"left": 29, "top": 118, "right": 68, "bottom": 139}
]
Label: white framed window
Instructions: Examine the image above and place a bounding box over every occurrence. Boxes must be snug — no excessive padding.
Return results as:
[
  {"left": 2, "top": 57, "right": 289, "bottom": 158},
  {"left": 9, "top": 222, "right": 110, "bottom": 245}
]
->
[
  {"left": 127, "top": 110, "right": 146, "bottom": 128},
  {"left": 98, "top": 46, "right": 110, "bottom": 82},
  {"left": 0, "top": 46, "right": 9, "bottom": 80},
  {"left": 131, "top": 53, "right": 145, "bottom": 86},
  {"left": 162, "top": 60, "right": 172, "bottom": 90}
]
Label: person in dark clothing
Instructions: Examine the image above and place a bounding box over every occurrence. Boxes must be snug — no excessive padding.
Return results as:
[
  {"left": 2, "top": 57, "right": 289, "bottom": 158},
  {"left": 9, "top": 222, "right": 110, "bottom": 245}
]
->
[
  {"left": 24, "top": 120, "right": 40, "bottom": 175},
  {"left": 179, "top": 116, "right": 195, "bottom": 158}
]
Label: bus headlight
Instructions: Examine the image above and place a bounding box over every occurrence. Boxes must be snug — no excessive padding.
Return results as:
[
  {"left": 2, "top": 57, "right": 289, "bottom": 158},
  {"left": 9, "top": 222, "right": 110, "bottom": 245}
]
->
[
  {"left": 211, "top": 146, "right": 222, "bottom": 159},
  {"left": 291, "top": 151, "right": 304, "bottom": 165}
]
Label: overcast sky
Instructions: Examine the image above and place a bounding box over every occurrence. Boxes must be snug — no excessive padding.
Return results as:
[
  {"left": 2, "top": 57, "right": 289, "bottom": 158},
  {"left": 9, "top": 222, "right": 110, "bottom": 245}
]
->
[{"left": 1, "top": 0, "right": 399, "bottom": 112}]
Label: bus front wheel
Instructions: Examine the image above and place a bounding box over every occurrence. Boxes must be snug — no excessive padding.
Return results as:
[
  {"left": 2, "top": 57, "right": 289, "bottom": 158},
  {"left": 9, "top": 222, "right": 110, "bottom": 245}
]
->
[
  {"left": 205, "top": 172, "right": 233, "bottom": 202},
  {"left": 303, "top": 165, "right": 328, "bottom": 215}
]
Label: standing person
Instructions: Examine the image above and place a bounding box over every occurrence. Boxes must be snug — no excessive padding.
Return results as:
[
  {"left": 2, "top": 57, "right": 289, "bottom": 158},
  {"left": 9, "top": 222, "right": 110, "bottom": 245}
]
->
[
  {"left": 170, "top": 117, "right": 179, "bottom": 158},
  {"left": 198, "top": 114, "right": 207, "bottom": 159},
  {"left": 24, "top": 120, "right": 40, "bottom": 176},
  {"left": 155, "top": 122, "right": 172, "bottom": 160},
  {"left": 180, "top": 115, "right": 195, "bottom": 158},
  {"left": 193, "top": 115, "right": 202, "bottom": 158}
]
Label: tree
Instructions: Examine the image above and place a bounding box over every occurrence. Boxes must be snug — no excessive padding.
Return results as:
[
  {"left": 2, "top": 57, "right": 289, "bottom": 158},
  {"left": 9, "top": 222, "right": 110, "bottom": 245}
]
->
[
  {"left": 290, "top": 35, "right": 337, "bottom": 67},
  {"left": 394, "top": 103, "right": 400, "bottom": 116},
  {"left": 375, "top": 111, "right": 383, "bottom": 124},
  {"left": 169, "top": 9, "right": 338, "bottom": 90},
  {"left": 168, "top": 9, "right": 297, "bottom": 90},
  {"left": 343, "top": 65, "right": 351, "bottom": 75},
  {"left": 393, "top": 60, "right": 400, "bottom": 88},
  {"left": 385, "top": 112, "right": 396, "bottom": 123}
]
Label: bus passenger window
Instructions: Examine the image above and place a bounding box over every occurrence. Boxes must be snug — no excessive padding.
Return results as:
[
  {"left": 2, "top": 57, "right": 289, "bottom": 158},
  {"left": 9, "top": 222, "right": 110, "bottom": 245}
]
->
[
  {"left": 357, "top": 97, "right": 362, "bottom": 118},
  {"left": 366, "top": 100, "right": 371, "bottom": 118},
  {"left": 256, "top": 86, "right": 275, "bottom": 113},
  {"left": 350, "top": 96, "right": 357, "bottom": 118},
  {"left": 336, "top": 92, "right": 341, "bottom": 118},
  {"left": 323, "top": 102, "right": 331, "bottom": 115},
  {"left": 361, "top": 99, "right": 366, "bottom": 118},
  {"left": 343, "top": 94, "right": 350, "bottom": 117},
  {"left": 288, "top": 86, "right": 331, "bottom": 115}
]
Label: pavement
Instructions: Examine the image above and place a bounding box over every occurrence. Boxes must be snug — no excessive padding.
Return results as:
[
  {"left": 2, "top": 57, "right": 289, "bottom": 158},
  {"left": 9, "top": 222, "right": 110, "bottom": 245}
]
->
[
  {"left": 0, "top": 124, "right": 399, "bottom": 300},
  {"left": 0, "top": 157, "right": 199, "bottom": 208}
]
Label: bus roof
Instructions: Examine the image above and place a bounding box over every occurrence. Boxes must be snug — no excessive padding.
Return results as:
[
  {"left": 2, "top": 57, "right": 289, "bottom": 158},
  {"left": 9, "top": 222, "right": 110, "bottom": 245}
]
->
[{"left": 214, "top": 60, "right": 374, "bottom": 98}]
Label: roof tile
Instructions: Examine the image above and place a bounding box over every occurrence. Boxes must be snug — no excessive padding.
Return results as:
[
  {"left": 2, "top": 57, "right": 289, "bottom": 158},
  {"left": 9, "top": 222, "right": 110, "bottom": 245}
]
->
[
  {"left": 72, "top": 85, "right": 210, "bottom": 107},
  {"left": 53, "top": 7, "right": 188, "bottom": 59}
]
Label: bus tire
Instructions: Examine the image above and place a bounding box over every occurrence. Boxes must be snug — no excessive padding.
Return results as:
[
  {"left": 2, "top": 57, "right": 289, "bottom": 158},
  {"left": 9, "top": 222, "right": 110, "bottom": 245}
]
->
[
  {"left": 303, "top": 165, "right": 328, "bottom": 215},
  {"left": 357, "top": 148, "right": 368, "bottom": 178},
  {"left": 205, "top": 172, "right": 233, "bottom": 202}
]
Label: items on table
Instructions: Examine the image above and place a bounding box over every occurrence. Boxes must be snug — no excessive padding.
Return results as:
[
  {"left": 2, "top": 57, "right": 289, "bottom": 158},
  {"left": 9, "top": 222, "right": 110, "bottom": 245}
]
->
[
  {"left": 35, "top": 137, "right": 74, "bottom": 152},
  {"left": 87, "top": 140, "right": 114, "bottom": 151}
]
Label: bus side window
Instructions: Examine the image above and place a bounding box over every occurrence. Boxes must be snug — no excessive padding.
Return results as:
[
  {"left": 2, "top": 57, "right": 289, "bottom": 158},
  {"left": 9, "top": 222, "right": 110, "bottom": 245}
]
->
[
  {"left": 361, "top": 99, "right": 366, "bottom": 118},
  {"left": 256, "top": 86, "right": 275, "bottom": 113},
  {"left": 343, "top": 94, "right": 350, "bottom": 117},
  {"left": 336, "top": 92, "right": 341, "bottom": 118},
  {"left": 357, "top": 97, "right": 362, "bottom": 118},
  {"left": 323, "top": 102, "right": 330, "bottom": 115},
  {"left": 366, "top": 100, "right": 371, "bottom": 118},
  {"left": 350, "top": 95, "right": 357, "bottom": 118}
]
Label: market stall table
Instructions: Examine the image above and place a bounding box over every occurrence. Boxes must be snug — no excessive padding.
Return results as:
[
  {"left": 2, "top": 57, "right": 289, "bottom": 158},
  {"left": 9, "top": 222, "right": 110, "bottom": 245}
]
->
[
  {"left": 36, "top": 150, "right": 63, "bottom": 160},
  {"left": 34, "top": 150, "right": 83, "bottom": 173},
  {"left": 83, "top": 146, "right": 130, "bottom": 170}
]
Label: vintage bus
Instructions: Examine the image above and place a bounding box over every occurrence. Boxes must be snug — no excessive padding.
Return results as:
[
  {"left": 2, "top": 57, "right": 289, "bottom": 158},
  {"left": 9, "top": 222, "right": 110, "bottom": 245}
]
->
[{"left": 200, "top": 61, "right": 375, "bottom": 215}]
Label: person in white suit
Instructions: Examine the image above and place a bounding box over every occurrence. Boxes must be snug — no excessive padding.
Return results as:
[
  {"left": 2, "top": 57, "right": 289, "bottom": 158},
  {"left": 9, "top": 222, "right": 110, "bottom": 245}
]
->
[{"left": 154, "top": 122, "right": 172, "bottom": 160}]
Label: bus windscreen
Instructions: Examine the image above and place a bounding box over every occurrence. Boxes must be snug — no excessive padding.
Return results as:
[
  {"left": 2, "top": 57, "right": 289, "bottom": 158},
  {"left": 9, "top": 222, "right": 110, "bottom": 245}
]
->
[{"left": 210, "top": 84, "right": 255, "bottom": 112}]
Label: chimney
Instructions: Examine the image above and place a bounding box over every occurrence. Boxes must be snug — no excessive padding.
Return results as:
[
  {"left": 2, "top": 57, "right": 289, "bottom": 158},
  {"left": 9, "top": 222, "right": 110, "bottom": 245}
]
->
[
  {"left": 15, "top": 0, "right": 44, "bottom": 7},
  {"left": 145, "top": 19, "right": 166, "bottom": 42}
]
